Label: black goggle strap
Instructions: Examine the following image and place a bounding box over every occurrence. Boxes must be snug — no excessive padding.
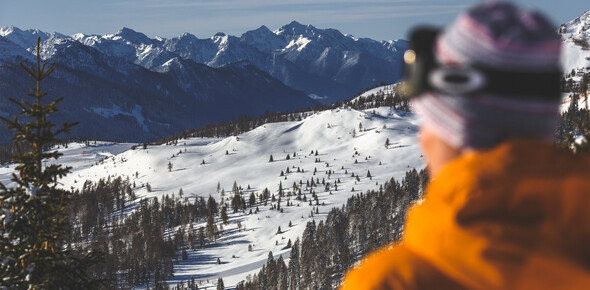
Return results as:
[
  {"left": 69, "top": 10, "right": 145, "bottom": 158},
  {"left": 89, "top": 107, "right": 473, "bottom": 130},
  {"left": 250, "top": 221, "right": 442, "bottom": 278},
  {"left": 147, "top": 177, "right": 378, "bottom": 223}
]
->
[
  {"left": 404, "top": 27, "right": 562, "bottom": 101},
  {"left": 479, "top": 68, "right": 561, "bottom": 101}
]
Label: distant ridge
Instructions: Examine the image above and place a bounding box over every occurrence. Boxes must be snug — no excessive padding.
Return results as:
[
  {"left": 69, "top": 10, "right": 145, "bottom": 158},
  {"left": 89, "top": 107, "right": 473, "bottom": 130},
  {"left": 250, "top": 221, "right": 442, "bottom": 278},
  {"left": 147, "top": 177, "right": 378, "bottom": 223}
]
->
[{"left": 0, "top": 23, "right": 406, "bottom": 143}]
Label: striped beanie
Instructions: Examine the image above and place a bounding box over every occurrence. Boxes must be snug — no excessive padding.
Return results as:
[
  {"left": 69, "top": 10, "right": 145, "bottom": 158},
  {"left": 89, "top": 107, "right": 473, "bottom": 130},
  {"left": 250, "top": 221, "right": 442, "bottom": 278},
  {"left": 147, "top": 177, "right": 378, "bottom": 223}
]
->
[{"left": 412, "top": 1, "right": 562, "bottom": 150}]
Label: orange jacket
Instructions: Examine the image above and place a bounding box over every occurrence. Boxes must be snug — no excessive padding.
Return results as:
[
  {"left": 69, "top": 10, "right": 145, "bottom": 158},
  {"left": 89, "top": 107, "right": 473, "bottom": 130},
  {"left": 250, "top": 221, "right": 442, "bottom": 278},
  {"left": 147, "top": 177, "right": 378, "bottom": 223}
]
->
[{"left": 341, "top": 140, "right": 590, "bottom": 289}]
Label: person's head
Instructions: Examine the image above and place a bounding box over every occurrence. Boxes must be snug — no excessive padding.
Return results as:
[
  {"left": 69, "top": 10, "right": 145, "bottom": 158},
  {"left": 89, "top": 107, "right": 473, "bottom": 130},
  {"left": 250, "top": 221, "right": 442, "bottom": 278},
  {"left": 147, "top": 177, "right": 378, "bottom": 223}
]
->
[{"left": 405, "top": 1, "right": 562, "bottom": 175}]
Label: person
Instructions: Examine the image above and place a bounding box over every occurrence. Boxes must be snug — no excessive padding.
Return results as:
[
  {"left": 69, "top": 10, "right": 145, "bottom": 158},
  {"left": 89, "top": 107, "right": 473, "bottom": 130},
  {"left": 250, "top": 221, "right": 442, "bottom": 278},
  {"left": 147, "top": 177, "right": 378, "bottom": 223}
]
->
[{"left": 341, "top": 1, "right": 590, "bottom": 289}]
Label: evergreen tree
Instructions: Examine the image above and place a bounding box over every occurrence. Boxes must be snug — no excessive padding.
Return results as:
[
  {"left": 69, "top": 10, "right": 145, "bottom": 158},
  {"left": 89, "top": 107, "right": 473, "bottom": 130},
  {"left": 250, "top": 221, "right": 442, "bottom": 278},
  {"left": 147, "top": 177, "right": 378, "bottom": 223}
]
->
[
  {"left": 288, "top": 239, "right": 301, "bottom": 290},
  {"left": 217, "top": 277, "right": 224, "bottom": 290},
  {"left": 220, "top": 206, "right": 229, "bottom": 224},
  {"left": 314, "top": 221, "right": 331, "bottom": 289},
  {"left": 580, "top": 73, "right": 589, "bottom": 95},
  {"left": 0, "top": 37, "right": 101, "bottom": 288},
  {"left": 207, "top": 195, "right": 218, "bottom": 216},
  {"left": 249, "top": 192, "right": 256, "bottom": 207},
  {"left": 198, "top": 227, "right": 206, "bottom": 249},
  {"left": 300, "top": 221, "right": 316, "bottom": 289},
  {"left": 206, "top": 214, "right": 217, "bottom": 242},
  {"left": 265, "top": 252, "right": 277, "bottom": 290},
  {"left": 232, "top": 181, "right": 239, "bottom": 195},
  {"left": 231, "top": 190, "right": 243, "bottom": 213},
  {"left": 276, "top": 255, "right": 288, "bottom": 290}
]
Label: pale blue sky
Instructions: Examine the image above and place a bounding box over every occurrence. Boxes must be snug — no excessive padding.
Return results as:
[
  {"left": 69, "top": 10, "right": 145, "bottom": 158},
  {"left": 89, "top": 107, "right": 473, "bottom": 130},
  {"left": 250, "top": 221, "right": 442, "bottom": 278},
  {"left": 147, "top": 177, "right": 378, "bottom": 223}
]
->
[{"left": 0, "top": 1, "right": 588, "bottom": 41}]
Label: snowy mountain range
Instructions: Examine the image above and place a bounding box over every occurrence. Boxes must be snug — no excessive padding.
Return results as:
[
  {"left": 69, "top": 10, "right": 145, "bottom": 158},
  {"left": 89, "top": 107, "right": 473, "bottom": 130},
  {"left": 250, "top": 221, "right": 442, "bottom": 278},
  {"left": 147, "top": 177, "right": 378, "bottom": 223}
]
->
[
  {"left": 70, "top": 22, "right": 407, "bottom": 103},
  {"left": 0, "top": 23, "right": 406, "bottom": 143},
  {"left": 3, "top": 10, "right": 588, "bottom": 145},
  {"left": 0, "top": 26, "right": 316, "bottom": 144}
]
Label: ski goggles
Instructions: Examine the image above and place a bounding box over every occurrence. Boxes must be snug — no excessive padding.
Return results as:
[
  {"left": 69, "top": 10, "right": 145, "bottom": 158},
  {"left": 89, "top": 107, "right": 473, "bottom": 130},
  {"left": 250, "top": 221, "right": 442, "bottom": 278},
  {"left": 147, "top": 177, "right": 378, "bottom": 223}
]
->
[{"left": 403, "top": 27, "right": 562, "bottom": 100}]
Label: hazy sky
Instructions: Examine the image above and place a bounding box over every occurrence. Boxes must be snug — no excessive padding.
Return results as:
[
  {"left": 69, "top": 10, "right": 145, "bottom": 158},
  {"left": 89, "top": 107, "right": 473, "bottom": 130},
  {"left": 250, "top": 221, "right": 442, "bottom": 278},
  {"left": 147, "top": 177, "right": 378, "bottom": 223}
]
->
[{"left": 0, "top": 0, "right": 588, "bottom": 41}]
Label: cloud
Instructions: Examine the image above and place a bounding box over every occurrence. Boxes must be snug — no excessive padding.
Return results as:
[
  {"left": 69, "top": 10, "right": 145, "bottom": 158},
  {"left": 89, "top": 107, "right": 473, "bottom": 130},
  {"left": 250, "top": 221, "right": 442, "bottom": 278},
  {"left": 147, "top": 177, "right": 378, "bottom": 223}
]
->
[
  {"left": 108, "top": 0, "right": 466, "bottom": 24},
  {"left": 100, "top": 0, "right": 470, "bottom": 39},
  {"left": 112, "top": 0, "right": 426, "bottom": 10}
]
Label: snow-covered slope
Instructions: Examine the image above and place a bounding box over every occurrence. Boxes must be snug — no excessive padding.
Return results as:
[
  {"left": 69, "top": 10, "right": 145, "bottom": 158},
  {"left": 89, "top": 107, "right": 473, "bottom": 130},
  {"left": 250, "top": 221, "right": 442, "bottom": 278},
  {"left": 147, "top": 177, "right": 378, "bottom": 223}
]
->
[
  {"left": 560, "top": 10, "right": 590, "bottom": 73},
  {"left": 0, "top": 106, "right": 424, "bottom": 288}
]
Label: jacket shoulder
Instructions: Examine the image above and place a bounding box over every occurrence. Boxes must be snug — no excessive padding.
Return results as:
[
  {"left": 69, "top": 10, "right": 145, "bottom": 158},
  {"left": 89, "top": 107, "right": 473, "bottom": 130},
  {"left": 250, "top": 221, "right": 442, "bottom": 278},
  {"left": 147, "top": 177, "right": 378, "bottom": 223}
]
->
[{"left": 341, "top": 244, "right": 465, "bottom": 290}]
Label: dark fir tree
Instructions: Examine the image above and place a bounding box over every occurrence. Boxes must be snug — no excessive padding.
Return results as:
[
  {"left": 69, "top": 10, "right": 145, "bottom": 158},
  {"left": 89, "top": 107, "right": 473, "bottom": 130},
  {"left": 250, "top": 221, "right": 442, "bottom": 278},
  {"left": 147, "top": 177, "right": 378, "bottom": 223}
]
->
[
  {"left": 206, "top": 214, "right": 217, "bottom": 242},
  {"left": 276, "top": 255, "right": 288, "bottom": 290},
  {"left": 249, "top": 192, "right": 256, "bottom": 207},
  {"left": 220, "top": 206, "right": 229, "bottom": 224},
  {"left": 300, "top": 220, "right": 316, "bottom": 289},
  {"left": 0, "top": 38, "right": 101, "bottom": 288},
  {"left": 288, "top": 239, "right": 301, "bottom": 290}
]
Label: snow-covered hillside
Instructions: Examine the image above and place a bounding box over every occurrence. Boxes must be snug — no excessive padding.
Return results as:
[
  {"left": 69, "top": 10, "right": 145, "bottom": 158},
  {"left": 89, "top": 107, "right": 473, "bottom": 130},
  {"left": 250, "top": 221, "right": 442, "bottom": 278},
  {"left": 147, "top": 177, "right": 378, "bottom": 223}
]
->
[
  {"left": 560, "top": 10, "right": 590, "bottom": 73},
  {"left": 0, "top": 106, "right": 423, "bottom": 288}
]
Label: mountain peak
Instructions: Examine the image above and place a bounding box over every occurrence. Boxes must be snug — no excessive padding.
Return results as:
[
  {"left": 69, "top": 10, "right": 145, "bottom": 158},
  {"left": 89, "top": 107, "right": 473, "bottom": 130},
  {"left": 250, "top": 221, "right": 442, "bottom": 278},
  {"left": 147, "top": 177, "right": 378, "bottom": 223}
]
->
[
  {"left": 252, "top": 25, "right": 272, "bottom": 34},
  {"left": 242, "top": 25, "right": 273, "bottom": 37},
  {"left": 112, "top": 27, "right": 152, "bottom": 44},
  {"left": 240, "top": 25, "right": 286, "bottom": 53},
  {"left": 0, "top": 26, "right": 51, "bottom": 49},
  {"left": 561, "top": 9, "right": 590, "bottom": 40},
  {"left": 180, "top": 32, "right": 194, "bottom": 38},
  {"left": 117, "top": 27, "right": 137, "bottom": 35},
  {"left": 0, "top": 25, "right": 19, "bottom": 37},
  {"left": 287, "top": 20, "right": 304, "bottom": 27},
  {"left": 276, "top": 21, "right": 316, "bottom": 36}
]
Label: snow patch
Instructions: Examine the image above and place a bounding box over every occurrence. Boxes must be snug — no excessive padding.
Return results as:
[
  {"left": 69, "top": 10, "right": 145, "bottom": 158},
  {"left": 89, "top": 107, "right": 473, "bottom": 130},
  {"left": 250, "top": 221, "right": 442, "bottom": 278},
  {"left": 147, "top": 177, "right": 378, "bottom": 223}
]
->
[
  {"left": 285, "top": 36, "right": 311, "bottom": 52},
  {"left": 85, "top": 104, "right": 149, "bottom": 132},
  {"left": 308, "top": 93, "right": 328, "bottom": 100}
]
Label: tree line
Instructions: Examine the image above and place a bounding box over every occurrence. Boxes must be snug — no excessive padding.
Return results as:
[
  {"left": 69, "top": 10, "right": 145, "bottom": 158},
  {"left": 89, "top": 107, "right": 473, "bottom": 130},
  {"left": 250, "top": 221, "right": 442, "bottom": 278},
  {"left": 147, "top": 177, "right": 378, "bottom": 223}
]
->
[{"left": 67, "top": 176, "right": 226, "bottom": 288}]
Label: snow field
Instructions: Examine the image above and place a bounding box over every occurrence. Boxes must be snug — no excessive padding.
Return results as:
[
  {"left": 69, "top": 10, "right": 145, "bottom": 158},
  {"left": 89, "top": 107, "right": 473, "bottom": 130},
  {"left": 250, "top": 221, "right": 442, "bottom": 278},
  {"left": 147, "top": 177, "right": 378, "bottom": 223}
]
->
[{"left": 0, "top": 107, "right": 425, "bottom": 288}]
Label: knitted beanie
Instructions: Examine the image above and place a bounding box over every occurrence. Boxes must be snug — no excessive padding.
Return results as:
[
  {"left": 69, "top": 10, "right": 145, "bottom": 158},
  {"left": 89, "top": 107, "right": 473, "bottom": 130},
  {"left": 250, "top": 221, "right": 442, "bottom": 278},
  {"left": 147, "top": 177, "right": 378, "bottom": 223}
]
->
[{"left": 412, "top": 1, "right": 562, "bottom": 150}]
